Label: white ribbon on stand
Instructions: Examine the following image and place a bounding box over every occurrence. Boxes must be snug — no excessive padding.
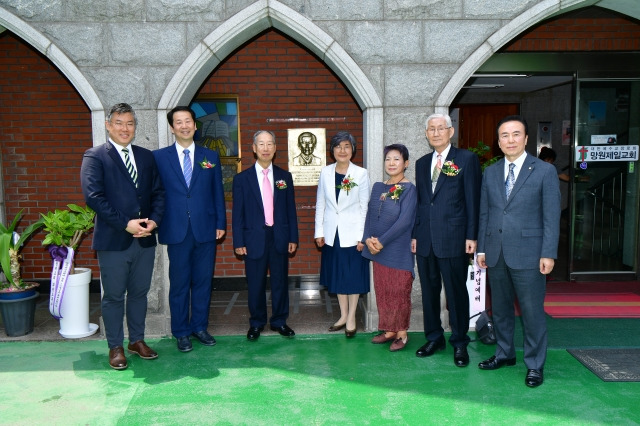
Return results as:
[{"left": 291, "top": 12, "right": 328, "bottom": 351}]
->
[
  {"left": 49, "top": 247, "right": 74, "bottom": 319},
  {"left": 467, "top": 253, "right": 487, "bottom": 328}
]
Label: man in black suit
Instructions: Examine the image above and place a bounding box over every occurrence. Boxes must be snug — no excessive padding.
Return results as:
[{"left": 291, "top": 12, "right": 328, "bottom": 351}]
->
[
  {"left": 232, "top": 130, "right": 299, "bottom": 341},
  {"left": 411, "top": 113, "right": 481, "bottom": 367},
  {"left": 81, "top": 103, "right": 165, "bottom": 370}
]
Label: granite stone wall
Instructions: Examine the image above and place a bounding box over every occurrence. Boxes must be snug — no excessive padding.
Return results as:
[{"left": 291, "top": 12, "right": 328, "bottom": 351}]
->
[{"left": 0, "top": 0, "right": 620, "bottom": 335}]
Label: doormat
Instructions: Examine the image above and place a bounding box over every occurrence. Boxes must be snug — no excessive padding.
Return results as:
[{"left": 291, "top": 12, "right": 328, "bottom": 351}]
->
[
  {"left": 567, "top": 349, "right": 640, "bottom": 382},
  {"left": 545, "top": 293, "right": 640, "bottom": 318}
]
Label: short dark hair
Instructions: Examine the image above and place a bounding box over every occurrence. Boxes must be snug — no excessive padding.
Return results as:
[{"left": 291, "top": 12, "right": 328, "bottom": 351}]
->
[
  {"left": 496, "top": 115, "right": 528, "bottom": 137},
  {"left": 167, "top": 106, "right": 196, "bottom": 127},
  {"left": 329, "top": 131, "right": 356, "bottom": 155},
  {"left": 107, "top": 103, "right": 137, "bottom": 125},
  {"left": 538, "top": 146, "right": 557, "bottom": 162},
  {"left": 383, "top": 144, "right": 409, "bottom": 162}
]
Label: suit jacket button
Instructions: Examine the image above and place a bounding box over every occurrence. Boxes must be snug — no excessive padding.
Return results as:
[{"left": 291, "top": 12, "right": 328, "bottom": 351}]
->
[{"left": 499, "top": 229, "right": 502, "bottom": 233}]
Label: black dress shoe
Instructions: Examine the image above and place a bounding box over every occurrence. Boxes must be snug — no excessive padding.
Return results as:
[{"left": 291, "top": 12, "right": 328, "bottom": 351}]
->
[
  {"left": 454, "top": 346, "right": 470, "bottom": 367},
  {"left": 192, "top": 330, "right": 216, "bottom": 346},
  {"left": 478, "top": 355, "right": 516, "bottom": 370},
  {"left": 525, "top": 369, "right": 544, "bottom": 387},
  {"left": 176, "top": 336, "right": 193, "bottom": 352},
  {"left": 271, "top": 324, "right": 295, "bottom": 337},
  {"left": 247, "top": 326, "right": 264, "bottom": 341},
  {"left": 415, "top": 336, "right": 446, "bottom": 358}
]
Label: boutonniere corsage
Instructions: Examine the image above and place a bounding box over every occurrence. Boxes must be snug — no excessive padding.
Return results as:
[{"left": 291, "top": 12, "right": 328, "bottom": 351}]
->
[
  {"left": 441, "top": 160, "right": 461, "bottom": 176},
  {"left": 275, "top": 180, "right": 287, "bottom": 190},
  {"left": 337, "top": 175, "right": 358, "bottom": 195},
  {"left": 380, "top": 184, "right": 405, "bottom": 202},
  {"left": 199, "top": 157, "right": 215, "bottom": 169}
]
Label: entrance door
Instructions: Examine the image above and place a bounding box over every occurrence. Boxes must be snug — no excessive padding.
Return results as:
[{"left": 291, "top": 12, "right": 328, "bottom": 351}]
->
[
  {"left": 571, "top": 79, "right": 640, "bottom": 278},
  {"left": 458, "top": 104, "right": 519, "bottom": 160}
]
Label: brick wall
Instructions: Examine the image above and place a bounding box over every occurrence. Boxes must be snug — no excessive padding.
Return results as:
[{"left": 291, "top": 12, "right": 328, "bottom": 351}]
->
[
  {"left": 4, "top": 9, "right": 636, "bottom": 281},
  {"left": 200, "top": 29, "right": 364, "bottom": 277},
  {"left": 504, "top": 10, "right": 640, "bottom": 51},
  {"left": 0, "top": 32, "right": 96, "bottom": 282}
]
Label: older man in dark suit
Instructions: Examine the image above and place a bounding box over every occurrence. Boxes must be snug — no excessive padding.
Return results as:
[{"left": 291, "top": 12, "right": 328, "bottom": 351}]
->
[
  {"left": 81, "top": 103, "right": 165, "bottom": 370},
  {"left": 232, "top": 130, "right": 299, "bottom": 341},
  {"left": 477, "top": 115, "right": 560, "bottom": 387},
  {"left": 411, "top": 113, "right": 481, "bottom": 367},
  {"left": 153, "top": 106, "right": 226, "bottom": 353}
]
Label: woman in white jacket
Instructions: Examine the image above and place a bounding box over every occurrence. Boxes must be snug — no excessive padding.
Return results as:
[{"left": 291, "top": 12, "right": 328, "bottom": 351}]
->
[{"left": 315, "top": 131, "right": 370, "bottom": 337}]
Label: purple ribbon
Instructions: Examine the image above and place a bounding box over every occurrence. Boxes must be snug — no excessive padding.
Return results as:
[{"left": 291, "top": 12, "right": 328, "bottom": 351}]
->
[{"left": 49, "top": 245, "right": 68, "bottom": 262}]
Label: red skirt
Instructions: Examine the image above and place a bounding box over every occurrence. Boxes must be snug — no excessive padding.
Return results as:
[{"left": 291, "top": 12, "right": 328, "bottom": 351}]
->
[{"left": 373, "top": 262, "right": 412, "bottom": 332}]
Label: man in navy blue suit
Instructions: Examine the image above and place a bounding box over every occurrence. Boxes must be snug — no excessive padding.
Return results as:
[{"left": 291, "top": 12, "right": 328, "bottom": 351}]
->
[
  {"left": 411, "top": 113, "right": 481, "bottom": 367},
  {"left": 477, "top": 115, "right": 560, "bottom": 388},
  {"left": 81, "top": 103, "right": 165, "bottom": 370},
  {"left": 232, "top": 130, "right": 299, "bottom": 341},
  {"left": 153, "top": 106, "right": 226, "bottom": 352}
]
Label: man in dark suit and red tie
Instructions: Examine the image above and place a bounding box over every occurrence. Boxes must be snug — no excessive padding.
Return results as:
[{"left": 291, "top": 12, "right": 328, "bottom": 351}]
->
[
  {"left": 153, "top": 106, "right": 226, "bottom": 353},
  {"left": 232, "top": 130, "right": 299, "bottom": 341},
  {"left": 411, "top": 113, "right": 481, "bottom": 367},
  {"left": 81, "top": 103, "right": 165, "bottom": 370},
  {"left": 477, "top": 115, "right": 560, "bottom": 388}
]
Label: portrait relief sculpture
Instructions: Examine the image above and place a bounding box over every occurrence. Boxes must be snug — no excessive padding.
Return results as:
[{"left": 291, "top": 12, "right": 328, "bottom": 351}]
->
[
  {"left": 288, "top": 128, "right": 326, "bottom": 186},
  {"left": 292, "top": 131, "right": 322, "bottom": 166}
]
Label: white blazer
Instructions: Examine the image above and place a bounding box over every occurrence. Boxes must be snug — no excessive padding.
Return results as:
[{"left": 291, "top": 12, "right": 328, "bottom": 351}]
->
[{"left": 314, "top": 162, "right": 370, "bottom": 247}]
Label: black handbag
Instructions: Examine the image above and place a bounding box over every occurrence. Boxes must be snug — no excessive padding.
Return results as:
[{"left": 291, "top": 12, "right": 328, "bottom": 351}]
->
[{"left": 470, "top": 310, "right": 497, "bottom": 344}]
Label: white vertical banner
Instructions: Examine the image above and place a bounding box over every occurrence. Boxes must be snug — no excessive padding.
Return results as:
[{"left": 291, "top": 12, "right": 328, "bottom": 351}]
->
[{"left": 467, "top": 254, "right": 486, "bottom": 329}]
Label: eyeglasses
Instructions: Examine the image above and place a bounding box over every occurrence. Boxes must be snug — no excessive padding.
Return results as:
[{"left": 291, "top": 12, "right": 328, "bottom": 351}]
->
[
  {"left": 110, "top": 120, "right": 135, "bottom": 129},
  {"left": 427, "top": 127, "right": 451, "bottom": 134}
]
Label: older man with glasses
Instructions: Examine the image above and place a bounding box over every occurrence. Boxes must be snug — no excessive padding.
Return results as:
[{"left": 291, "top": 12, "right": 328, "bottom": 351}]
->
[{"left": 411, "top": 113, "right": 481, "bottom": 367}]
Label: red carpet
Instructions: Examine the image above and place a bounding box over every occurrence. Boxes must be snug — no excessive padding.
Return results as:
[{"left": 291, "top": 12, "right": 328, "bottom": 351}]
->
[{"left": 544, "top": 281, "right": 640, "bottom": 318}]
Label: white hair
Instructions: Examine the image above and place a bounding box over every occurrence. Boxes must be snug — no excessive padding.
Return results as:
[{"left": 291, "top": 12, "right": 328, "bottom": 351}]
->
[{"left": 425, "top": 113, "right": 452, "bottom": 129}]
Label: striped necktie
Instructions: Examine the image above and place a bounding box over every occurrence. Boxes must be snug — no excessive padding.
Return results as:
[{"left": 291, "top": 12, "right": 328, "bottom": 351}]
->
[
  {"left": 431, "top": 154, "right": 442, "bottom": 191},
  {"left": 183, "top": 149, "right": 192, "bottom": 188},
  {"left": 122, "top": 148, "right": 137, "bottom": 187}
]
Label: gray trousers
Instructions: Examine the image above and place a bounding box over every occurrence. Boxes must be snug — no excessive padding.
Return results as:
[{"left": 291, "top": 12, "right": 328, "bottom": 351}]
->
[
  {"left": 98, "top": 240, "right": 156, "bottom": 348},
  {"left": 488, "top": 251, "right": 547, "bottom": 370}
]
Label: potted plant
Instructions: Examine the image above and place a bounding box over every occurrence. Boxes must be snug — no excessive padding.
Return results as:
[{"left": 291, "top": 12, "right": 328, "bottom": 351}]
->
[
  {"left": 0, "top": 210, "right": 44, "bottom": 336},
  {"left": 40, "top": 203, "right": 98, "bottom": 338},
  {"left": 468, "top": 140, "right": 502, "bottom": 171}
]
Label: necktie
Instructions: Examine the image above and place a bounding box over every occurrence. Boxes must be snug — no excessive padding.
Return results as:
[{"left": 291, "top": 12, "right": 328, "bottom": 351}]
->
[
  {"left": 183, "top": 149, "right": 192, "bottom": 188},
  {"left": 122, "top": 148, "right": 137, "bottom": 187},
  {"left": 262, "top": 169, "right": 274, "bottom": 226},
  {"left": 506, "top": 163, "right": 516, "bottom": 199},
  {"left": 431, "top": 154, "right": 442, "bottom": 191}
]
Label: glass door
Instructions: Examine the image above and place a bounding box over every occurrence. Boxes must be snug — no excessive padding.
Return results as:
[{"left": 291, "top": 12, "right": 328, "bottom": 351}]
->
[{"left": 571, "top": 79, "right": 640, "bottom": 278}]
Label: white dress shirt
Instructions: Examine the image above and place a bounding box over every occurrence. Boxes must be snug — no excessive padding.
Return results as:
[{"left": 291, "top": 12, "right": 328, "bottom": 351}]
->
[
  {"left": 431, "top": 143, "right": 452, "bottom": 176},
  {"left": 504, "top": 151, "right": 527, "bottom": 183},
  {"left": 255, "top": 162, "right": 273, "bottom": 199},
  {"left": 175, "top": 141, "right": 195, "bottom": 174},
  {"left": 110, "top": 139, "right": 137, "bottom": 172}
]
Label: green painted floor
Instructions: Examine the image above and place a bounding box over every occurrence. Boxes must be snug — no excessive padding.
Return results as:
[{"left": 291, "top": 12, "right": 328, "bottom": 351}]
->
[{"left": 2, "top": 318, "right": 640, "bottom": 425}]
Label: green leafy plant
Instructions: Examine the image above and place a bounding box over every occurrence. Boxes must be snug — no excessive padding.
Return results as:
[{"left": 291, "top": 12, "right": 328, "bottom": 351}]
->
[
  {"left": 0, "top": 210, "right": 44, "bottom": 291},
  {"left": 40, "top": 204, "right": 95, "bottom": 250},
  {"left": 468, "top": 140, "right": 502, "bottom": 171}
]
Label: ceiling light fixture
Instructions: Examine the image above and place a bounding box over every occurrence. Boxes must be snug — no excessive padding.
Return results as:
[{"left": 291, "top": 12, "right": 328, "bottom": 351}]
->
[
  {"left": 462, "top": 84, "right": 505, "bottom": 89},
  {"left": 471, "top": 73, "right": 530, "bottom": 78}
]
